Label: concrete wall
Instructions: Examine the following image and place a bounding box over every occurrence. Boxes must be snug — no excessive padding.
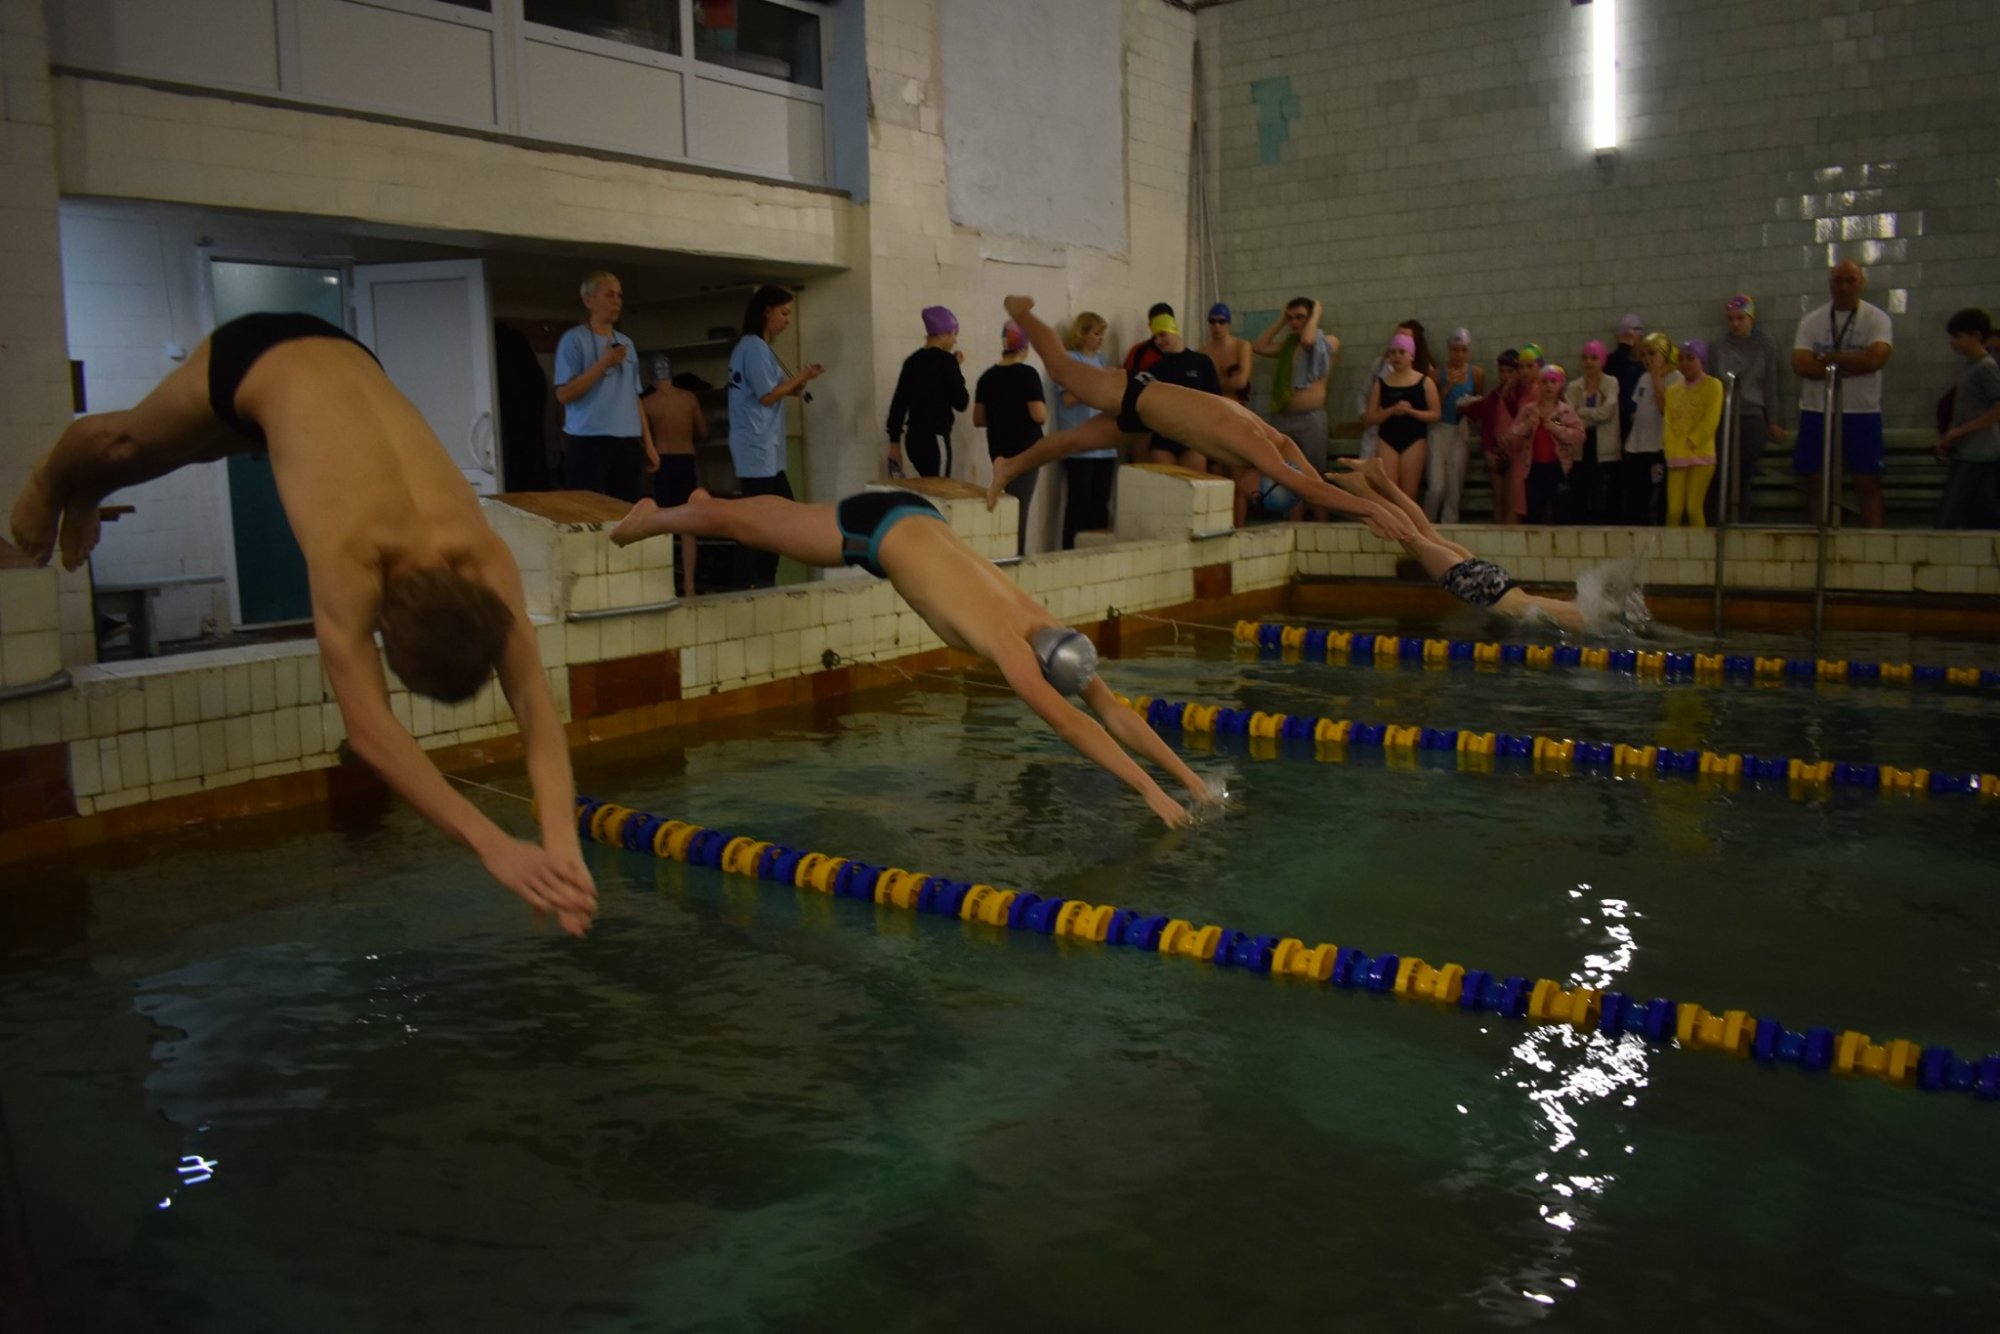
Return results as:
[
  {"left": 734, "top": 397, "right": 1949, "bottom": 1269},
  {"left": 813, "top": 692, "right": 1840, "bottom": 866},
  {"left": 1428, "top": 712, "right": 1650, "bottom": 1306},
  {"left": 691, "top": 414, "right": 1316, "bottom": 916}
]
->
[
  {"left": 860, "top": 0, "right": 1196, "bottom": 548},
  {"left": 1198, "top": 0, "right": 2000, "bottom": 433}
]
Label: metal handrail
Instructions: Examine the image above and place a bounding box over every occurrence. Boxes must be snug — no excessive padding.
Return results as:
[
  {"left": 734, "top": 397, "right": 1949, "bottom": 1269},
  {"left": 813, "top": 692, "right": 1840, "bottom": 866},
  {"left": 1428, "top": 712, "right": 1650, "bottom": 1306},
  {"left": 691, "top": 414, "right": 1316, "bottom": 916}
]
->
[
  {"left": 1712, "top": 371, "right": 1739, "bottom": 632},
  {"left": 1812, "top": 367, "right": 1842, "bottom": 637}
]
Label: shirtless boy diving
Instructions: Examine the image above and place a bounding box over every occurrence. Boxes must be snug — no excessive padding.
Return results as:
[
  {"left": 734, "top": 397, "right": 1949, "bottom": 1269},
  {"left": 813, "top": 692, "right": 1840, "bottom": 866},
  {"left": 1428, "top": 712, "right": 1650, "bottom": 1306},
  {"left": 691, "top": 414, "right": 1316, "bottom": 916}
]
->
[
  {"left": 9, "top": 313, "right": 597, "bottom": 935},
  {"left": 609, "top": 488, "right": 1219, "bottom": 827},
  {"left": 985, "top": 297, "right": 1417, "bottom": 543}
]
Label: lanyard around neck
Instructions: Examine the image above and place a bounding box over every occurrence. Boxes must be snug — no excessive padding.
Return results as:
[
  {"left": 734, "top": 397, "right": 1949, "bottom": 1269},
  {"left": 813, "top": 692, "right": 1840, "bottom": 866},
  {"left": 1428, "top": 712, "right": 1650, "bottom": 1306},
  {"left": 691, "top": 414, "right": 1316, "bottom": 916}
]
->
[{"left": 1829, "top": 305, "right": 1857, "bottom": 353}]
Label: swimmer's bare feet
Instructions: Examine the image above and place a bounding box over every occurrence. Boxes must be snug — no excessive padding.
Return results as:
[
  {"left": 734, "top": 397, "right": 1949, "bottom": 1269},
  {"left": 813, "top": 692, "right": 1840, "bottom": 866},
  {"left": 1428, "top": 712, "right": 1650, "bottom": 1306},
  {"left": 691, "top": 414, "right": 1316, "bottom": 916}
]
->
[
  {"left": 56, "top": 497, "right": 102, "bottom": 572},
  {"left": 985, "top": 456, "right": 1017, "bottom": 511},
  {"left": 1003, "top": 295, "right": 1035, "bottom": 323},
  {"left": 608, "top": 497, "right": 658, "bottom": 547},
  {"left": 8, "top": 470, "right": 59, "bottom": 566}
]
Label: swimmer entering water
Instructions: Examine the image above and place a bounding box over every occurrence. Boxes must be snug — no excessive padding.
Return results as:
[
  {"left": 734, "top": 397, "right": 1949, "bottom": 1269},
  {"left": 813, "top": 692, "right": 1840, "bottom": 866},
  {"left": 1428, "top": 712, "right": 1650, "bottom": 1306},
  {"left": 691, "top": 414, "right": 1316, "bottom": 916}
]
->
[
  {"left": 1328, "top": 457, "right": 1652, "bottom": 633},
  {"left": 9, "top": 314, "right": 596, "bottom": 935},
  {"left": 610, "top": 488, "right": 1219, "bottom": 827},
  {"left": 987, "top": 297, "right": 1417, "bottom": 543}
]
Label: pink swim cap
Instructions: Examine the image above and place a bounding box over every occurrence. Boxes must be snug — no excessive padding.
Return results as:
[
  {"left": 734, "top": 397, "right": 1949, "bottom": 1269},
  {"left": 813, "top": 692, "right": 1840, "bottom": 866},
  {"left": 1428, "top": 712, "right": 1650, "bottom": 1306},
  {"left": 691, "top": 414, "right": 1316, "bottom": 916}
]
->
[
  {"left": 1001, "top": 320, "right": 1027, "bottom": 352},
  {"left": 1541, "top": 364, "right": 1567, "bottom": 386},
  {"left": 1389, "top": 333, "right": 1416, "bottom": 355},
  {"left": 1581, "top": 339, "right": 1607, "bottom": 360}
]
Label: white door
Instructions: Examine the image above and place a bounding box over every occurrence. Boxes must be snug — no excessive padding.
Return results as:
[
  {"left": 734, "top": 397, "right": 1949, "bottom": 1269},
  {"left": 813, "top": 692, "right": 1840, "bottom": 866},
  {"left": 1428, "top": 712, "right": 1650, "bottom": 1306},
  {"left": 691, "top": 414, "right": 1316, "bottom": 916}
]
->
[{"left": 352, "top": 259, "right": 501, "bottom": 493}]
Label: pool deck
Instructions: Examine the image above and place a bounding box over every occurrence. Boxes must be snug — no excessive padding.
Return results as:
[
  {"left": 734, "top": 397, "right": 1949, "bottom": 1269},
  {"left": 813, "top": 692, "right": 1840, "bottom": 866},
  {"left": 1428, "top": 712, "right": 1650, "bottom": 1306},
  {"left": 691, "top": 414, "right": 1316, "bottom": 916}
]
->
[{"left": 1, "top": 466, "right": 1997, "bottom": 865}]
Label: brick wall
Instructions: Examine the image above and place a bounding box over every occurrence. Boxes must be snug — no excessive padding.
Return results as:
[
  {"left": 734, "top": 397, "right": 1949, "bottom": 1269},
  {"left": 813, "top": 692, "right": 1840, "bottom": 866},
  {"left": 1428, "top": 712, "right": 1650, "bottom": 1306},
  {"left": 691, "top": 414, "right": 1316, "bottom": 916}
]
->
[{"left": 1199, "top": 0, "right": 2000, "bottom": 435}]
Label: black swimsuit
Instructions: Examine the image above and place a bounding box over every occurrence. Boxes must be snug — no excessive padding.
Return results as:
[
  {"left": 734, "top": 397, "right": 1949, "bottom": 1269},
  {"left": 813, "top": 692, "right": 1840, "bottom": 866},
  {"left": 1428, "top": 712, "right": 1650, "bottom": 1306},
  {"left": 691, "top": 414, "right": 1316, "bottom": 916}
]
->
[
  {"left": 1116, "top": 371, "right": 1153, "bottom": 434},
  {"left": 207, "top": 313, "right": 380, "bottom": 448},
  {"left": 834, "top": 490, "right": 945, "bottom": 579},
  {"left": 1377, "top": 379, "right": 1429, "bottom": 452}
]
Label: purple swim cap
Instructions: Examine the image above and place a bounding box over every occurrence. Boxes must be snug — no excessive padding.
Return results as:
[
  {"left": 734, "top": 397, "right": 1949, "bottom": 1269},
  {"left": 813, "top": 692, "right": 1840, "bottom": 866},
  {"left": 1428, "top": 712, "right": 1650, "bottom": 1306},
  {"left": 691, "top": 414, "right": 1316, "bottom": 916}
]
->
[
  {"left": 1389, "top": 333, "right": 1416, "bottom": 355},
  {"left": 921, "top": 305, "right": 958, "bottom": 337},
  {"left": 1680, "top": 338, "right": 1709, "bottom": 363}
]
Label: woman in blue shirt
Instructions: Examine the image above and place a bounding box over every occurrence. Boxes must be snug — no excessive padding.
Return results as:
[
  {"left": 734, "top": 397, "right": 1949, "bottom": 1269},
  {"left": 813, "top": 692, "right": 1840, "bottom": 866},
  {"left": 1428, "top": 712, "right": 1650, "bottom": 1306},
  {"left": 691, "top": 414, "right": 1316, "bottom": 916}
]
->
[
  {"left": 1057, "top": 311, "right": 1115, "bottom": 548},
  {"left": 727, "top": 284, "right": 822, "bottom": 586}
]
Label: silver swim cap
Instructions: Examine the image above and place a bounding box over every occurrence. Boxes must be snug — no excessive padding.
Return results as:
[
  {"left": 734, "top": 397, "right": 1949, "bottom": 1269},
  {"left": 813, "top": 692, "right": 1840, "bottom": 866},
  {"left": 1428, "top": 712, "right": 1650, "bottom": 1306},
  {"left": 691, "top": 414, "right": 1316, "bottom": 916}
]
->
[{"left": 1031, "top": 625, "right": 1099, "bottom": 695}]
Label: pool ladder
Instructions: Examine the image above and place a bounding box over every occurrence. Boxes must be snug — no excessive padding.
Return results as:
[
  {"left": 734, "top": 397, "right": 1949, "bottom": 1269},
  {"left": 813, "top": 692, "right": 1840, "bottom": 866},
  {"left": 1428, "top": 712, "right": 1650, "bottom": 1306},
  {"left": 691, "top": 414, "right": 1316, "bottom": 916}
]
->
[{"left": 1711, "top": 367, "right": 1840, "bottom": 642}]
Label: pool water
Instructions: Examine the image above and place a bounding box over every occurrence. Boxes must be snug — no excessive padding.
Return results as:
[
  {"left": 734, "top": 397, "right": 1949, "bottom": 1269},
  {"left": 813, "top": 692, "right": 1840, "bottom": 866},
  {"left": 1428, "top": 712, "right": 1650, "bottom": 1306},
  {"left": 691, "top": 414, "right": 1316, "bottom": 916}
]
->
[{"left": 4, "top": 625, "right": 1999, "bottom": 1331}]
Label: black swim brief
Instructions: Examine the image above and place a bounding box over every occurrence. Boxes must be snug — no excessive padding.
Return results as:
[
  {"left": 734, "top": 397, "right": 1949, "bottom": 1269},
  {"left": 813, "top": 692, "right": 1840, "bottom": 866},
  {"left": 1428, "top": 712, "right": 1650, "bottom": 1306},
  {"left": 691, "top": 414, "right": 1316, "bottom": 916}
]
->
[
  {"left": 1116, "top": 371, "right": 1153, "bottom": 435},
  {"left": 835, "top": 489, "right": 944, "bottom": 579},
  {"left": 1438, "top": 557, "right": 1519, "bottom": 610},
  {"left": 654, "top": 454, "right": 700, "bottom": 509},
  {"left": 207, "top": 312, "right": 379, "bottom": 449}
]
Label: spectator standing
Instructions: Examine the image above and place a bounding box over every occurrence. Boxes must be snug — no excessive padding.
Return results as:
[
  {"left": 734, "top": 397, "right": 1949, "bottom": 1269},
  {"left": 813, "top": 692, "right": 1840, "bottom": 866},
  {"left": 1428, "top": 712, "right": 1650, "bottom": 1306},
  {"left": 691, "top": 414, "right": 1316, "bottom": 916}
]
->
[
  {"left": 1620, "top": 332, "right": 1680, "bottom": 525},
  {"left": 727, "top": 284, "right": 822, "bottom": 587},
  {"left": 1138, "top": 314, "right": 1221, "bottom": 472},
  {"left": 1252, "top": 297, "right": 1339, "bottom": 507},
  {"left": 554, "top": 271, "right": 657, "bottom": 501},
  {"left": 1202, "top": 303, "right": 1255, "bottom": 403},
  {"left": 1362, "top": 332, "right": 1440, "bottom": 501},
  {"left": 641, "top": 357, "right": 709, "bottom": 599},
  {"left": 1564, "top": 340, "right": 1623, "bottom": 522},
  {"left": 1935, "top": 307, "right": 2000, "bottom": 529},
  {"left": 1459, "top": 348, "right": 1521, "bottom": 523},
  {"left": 1508, "top": 365, "right": 1585, "bottom": 523},
  {"left": 975, "top": 321, "right": 1048, "bottom": 556},
  {"left": 1663, "top": 339, "right": 1723, "bottom": 528},
  {"left": 1057, "top": 311, "right": 1116, "bottom": 549},
  {"left": 1426, "top": 327, "right": 1485, "bottom": 523},
  {"left": 1124, "top": 303, "right": 1177, "bottom": 376},
  {"left": 886, "top": 306, "right": 968, "bottom": 479},
  {"left": 1710, "top": 294, "right": 1786, "bottom": 521},
  {"left": 1792, "top": 260, "right": 1894, "bottom": 527},
  {"left": 1605, "top": 314, "right": 1646, "bottom": 445}
]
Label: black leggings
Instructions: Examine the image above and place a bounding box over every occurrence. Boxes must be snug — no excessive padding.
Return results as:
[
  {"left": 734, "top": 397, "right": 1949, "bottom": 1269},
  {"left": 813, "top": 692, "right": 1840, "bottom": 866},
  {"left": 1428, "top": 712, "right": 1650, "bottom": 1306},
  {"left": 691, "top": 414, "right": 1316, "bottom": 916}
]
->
[
  {"left": 905, "top": 432, "right": 952, "bottom": 479},
  {"left": 1062, "top": 457, "right": 1116, "bottom": 548},
  {"left": 735, "top": 471, "right": 792, "bottom": 587}
]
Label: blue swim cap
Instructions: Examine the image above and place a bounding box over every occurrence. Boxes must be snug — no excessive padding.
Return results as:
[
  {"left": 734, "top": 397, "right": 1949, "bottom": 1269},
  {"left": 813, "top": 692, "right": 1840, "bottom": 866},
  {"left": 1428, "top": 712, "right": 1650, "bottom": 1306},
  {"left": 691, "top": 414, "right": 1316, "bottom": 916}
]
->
[
  {"left": 1031, "top": 626, "right": 1099, "bottom": 695},
  {"left": 1259, "top": 478, "right": 1300, "bottom": 513}
]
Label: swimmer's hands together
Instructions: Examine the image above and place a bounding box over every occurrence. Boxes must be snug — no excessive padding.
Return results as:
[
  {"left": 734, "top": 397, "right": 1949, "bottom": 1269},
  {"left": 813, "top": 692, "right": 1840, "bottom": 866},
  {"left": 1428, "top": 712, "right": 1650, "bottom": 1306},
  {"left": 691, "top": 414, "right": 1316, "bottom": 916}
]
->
[
  {"left": 1148, "top": 788, "right": 1195, "bottom": 829},
  {"left": 1360, "top": 502, "right": 1416, "bottom": 543},
  {"left": 482, "top": 837, "right": 598, "bottom": 937}
]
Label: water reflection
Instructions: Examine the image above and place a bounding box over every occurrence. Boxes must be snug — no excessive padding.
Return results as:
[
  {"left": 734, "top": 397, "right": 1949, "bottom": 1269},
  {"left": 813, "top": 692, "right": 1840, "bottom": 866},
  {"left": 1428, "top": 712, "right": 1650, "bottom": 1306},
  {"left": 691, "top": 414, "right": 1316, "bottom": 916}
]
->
[{"left": 1467, "top": 887, "right": 1652, "bottom": 1319}]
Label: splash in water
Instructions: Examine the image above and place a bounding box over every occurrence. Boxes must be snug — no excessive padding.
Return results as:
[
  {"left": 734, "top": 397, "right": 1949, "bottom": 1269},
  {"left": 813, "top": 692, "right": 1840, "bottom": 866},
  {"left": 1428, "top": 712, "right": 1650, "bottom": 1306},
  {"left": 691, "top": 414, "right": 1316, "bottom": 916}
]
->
[{"left": 1572, "top": 555, "right": 1656, "bottom": 638}]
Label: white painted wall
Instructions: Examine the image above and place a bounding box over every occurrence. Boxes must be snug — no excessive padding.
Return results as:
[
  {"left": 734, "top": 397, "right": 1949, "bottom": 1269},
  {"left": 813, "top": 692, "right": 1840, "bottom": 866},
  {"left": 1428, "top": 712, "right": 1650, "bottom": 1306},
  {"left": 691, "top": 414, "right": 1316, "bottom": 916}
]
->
[{"left": 938, "top": 0, "right": 1127, "bottom": 252}]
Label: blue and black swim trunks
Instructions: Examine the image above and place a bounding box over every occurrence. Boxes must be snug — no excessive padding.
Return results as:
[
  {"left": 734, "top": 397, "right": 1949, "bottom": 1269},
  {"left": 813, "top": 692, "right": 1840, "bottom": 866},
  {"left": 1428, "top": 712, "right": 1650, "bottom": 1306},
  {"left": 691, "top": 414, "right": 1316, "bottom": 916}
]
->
[{"left": 835, "top": 490, "right": 945, "bottom": 579}]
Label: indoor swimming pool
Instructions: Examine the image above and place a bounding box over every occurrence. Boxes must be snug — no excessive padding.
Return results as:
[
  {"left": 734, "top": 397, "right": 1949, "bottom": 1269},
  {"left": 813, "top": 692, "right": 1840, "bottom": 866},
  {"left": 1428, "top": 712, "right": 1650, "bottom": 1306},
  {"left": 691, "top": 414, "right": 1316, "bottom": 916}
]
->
[{"left": 3, "top": 620, "right": 1998, "bottom": 1331}]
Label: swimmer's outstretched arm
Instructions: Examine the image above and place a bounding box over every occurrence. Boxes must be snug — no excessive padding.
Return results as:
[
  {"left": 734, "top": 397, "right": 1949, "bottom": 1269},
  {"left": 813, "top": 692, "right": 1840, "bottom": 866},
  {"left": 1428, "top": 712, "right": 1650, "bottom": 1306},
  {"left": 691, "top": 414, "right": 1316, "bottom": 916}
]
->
[
  {"left": 1239, "top": 427, "right": 1415, "bottom": 541},
  {"left": 1081, "top": 676, "right": 1218, "bottom": 807},
  {"left": 315, "top": 566, "right": 598, "bottom": 936},
  {"left": 988, "top": 637, "right": 1193, "bottom": 828}
]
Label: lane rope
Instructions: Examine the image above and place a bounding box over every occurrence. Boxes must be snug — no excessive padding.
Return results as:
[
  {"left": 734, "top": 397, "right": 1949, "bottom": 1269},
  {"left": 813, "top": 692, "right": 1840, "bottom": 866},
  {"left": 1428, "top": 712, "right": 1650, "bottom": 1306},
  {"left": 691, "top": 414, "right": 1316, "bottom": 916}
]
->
[
  {"left": 574, "top": 795, "right": 2000, "bottom": 1103},
  {"left": 1113, "top": 691, "right": 2000, "bottom": 802},
  {"left": 1229, "top": 619, "right": 2000, "bottom": 694}
]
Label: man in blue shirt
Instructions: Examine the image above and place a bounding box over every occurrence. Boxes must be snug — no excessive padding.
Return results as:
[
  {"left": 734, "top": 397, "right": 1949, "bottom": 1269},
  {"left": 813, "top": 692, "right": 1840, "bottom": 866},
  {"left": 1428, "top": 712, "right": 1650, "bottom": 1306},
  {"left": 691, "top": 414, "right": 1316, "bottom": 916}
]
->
[{"left": 554, "top": 271, "right": 657, "bottom": 501}]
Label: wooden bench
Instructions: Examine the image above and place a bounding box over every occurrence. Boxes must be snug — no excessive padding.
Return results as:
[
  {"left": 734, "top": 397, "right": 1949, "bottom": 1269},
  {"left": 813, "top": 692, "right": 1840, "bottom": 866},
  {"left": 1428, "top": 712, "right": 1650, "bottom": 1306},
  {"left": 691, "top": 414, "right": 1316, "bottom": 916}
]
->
[{"left": 94, "top": 574, "right": 226, "bottom": 659}]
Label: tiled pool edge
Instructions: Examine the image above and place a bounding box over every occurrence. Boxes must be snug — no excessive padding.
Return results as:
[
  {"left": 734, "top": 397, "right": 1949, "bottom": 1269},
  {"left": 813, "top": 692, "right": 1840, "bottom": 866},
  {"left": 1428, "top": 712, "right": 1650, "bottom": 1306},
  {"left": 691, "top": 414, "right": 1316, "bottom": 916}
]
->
[{"left": 4, "top": 464, "right": 1999, "bottom": 867}]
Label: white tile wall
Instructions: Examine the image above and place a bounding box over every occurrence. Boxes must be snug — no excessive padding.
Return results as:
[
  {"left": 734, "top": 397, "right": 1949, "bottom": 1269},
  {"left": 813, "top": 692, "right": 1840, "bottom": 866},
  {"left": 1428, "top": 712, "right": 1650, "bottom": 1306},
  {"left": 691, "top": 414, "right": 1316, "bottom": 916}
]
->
[{"left": 1199, "top": 0, "right": 1992, "bottom": 439}]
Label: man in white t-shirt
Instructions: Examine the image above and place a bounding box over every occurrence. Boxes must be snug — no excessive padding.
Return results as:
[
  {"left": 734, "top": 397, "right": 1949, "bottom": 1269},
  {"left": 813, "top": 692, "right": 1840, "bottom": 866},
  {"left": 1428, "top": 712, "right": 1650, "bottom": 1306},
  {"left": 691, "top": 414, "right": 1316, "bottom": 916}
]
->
[{"left": 1791, "top": 260, "right": 1893, "bottom": 526}]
